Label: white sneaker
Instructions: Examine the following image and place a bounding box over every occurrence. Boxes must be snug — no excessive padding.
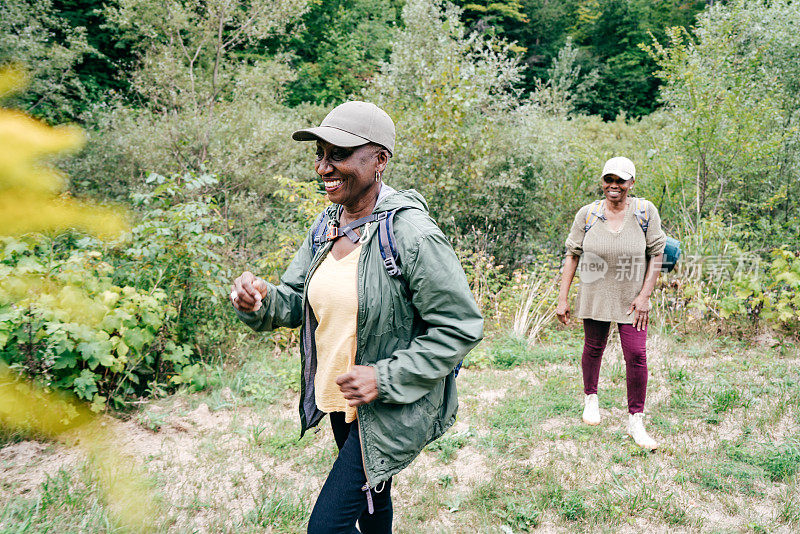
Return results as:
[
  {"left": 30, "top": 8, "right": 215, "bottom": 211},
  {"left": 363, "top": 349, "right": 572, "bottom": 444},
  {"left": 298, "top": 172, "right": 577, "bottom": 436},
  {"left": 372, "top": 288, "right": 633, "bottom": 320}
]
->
[
  {"left": 582, "top": 394, "right": 601, "bottom": 425},
  {"left": 627, "top": 412, "right": 658, "bottom": 450}
]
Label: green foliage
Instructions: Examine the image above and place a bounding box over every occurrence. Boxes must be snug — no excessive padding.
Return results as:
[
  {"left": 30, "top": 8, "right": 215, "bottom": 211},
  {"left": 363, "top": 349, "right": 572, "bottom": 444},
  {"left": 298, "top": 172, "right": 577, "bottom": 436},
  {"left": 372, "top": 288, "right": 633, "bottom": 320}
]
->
[
  {"left": 285, "top": 0, "right": 402, "bottom": 106},
  {"left": 78, "top": 0, "right": 311, "bottom": 195},
  {"left": 651, "top": 216, "right": 800, "bottom": 336},
  {"left": 368, "top": 0, "right": 547, "bottom": 264},
  {"left": 711, "top": 387, "right": 743, "bottom": 415},
  {"left": 644, "top": 0, "right": 800, "bottom": 249},
  {"left": 455, "top": 0, "right": 528, "bottom": 35},
  {"left": 0, "top": 173, "right": 231, "bottom": 409},
  {"left": 255, "top": 176, "right": 328, "bottom": 282},
  {"left": 0, "top": 236, "right": 196, "bottom": 411},
  {"left": 105, "top": 0, "right": 306, "bottom": 113},
  {"left": 567, "top": 0, "right": 705, "bottom": 119},
  {"left": 720, "top": 247, "right": 800, "bottom": 335},
  {"left": 0, "top": 0, "right": 94, "bottom": 123},
  {"left": 456, "top": 0, "right": 707, "bottom": 119},
  {"left": 558, "top": 490, "right": 588, "bottom": 521},
  {"left": 117, "top": 172, "right": 231, "bottom": 350},
  {"left": 47, "top": 0, "right": 137, "bottom": 101}
]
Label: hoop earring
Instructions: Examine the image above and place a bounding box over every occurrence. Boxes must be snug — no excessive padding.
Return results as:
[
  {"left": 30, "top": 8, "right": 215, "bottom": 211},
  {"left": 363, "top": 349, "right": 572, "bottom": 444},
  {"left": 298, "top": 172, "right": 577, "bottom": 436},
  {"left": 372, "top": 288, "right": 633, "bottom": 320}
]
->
[{"left": 375, "top": 170, "right": 381, "bottom": 183}]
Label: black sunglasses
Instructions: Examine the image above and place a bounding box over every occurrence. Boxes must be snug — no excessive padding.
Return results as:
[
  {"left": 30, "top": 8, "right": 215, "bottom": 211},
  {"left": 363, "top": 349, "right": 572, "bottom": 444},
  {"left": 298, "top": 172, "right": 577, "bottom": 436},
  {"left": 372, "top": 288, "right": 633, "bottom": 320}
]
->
[{"left": 603, "top": 175, "right": 629, "bottom": 185}]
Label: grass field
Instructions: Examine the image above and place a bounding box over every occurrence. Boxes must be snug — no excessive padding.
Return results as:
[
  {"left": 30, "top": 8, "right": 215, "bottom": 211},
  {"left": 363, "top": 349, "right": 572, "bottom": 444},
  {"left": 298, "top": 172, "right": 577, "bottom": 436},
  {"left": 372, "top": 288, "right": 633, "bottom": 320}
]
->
[{"left": 2, "top": 326, "right": 799, "bottom": 533}]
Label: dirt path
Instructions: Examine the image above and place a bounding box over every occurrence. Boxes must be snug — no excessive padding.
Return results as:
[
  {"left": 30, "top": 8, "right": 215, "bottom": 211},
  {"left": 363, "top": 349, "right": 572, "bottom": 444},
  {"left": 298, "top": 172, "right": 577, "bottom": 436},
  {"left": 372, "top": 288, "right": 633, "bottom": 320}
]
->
[{"left": 2, "top": 334, "right": 799, "bottom": 533}]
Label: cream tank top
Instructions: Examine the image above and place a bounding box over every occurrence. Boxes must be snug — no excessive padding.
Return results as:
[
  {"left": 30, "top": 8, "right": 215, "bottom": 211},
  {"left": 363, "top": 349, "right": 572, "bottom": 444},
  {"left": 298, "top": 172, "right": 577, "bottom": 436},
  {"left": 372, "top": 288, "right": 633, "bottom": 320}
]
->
[{"left": 306, "top": 244, "right": 362, "bottom": 423}]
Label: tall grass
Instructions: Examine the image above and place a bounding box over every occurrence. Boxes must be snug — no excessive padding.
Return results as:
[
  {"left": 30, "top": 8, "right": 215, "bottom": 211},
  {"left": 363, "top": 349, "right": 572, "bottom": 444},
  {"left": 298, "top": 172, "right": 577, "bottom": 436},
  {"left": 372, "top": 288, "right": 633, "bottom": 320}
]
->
[{"left": 512, "top": 263, "right": 561, "bottom": 343}]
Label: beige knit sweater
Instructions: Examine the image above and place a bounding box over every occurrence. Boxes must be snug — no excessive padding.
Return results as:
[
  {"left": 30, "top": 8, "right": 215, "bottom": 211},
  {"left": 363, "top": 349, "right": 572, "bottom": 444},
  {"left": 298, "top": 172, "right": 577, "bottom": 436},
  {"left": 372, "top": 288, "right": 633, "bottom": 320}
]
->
[{"left": 565, "top": 198, "right": 666, "bottom": 324}]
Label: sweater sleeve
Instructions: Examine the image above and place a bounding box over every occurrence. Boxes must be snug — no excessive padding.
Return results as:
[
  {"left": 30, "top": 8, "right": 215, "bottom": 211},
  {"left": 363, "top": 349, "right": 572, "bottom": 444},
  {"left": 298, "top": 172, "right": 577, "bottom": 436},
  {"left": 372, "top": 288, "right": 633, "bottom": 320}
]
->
[
  {"left": 644, "top": 201, "right": 667, "bottom": 257},
  {"left": 565, "top": 205, "right": 590, "bottom": 256}
]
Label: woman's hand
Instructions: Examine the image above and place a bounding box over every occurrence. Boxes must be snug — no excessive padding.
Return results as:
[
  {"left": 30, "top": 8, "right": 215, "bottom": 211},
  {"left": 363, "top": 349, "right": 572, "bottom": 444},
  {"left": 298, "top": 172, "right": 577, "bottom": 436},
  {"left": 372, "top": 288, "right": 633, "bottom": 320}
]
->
[
  {"left": 231, "top": 271, "right": 268, "bottom": 312},
  {"left": 555, "top": 299, "right": 570, "bottom": 325},
  {"left": 336, "top": 366, "right": 378, "bottom": 407},
  {"left": 627, "top": 294, "right": 651, "bottom": 331}
]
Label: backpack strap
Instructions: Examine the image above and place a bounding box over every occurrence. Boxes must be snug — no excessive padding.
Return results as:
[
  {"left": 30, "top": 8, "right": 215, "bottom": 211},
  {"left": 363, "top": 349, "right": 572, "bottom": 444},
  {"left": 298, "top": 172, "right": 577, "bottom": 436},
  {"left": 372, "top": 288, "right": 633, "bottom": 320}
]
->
[
  {"left": 311, "top": 211, "right": 331, "bottom": 256},
  {"left": 309, "top": 205, "right": 461, "bottom": 374},
  {"left": 329, "top": 212, "right": 389, "bottom": 244},
  {"left": 633, "top": 197, "right": 649, "bottom": 234},
  {"left": 312, "top": 209, "right": 387, "bottom": 246},
  {"left": 582, "top": 198, "right": 650, "bottom": 236},
  {"left": 377, "top": 209, "right": 402, "bottom": 277},
  {"left": 309, "top": 207, "right": 403, "bottom": 278},
  {"left": 583, "top": 200, "right": 605, "bottom": 233}
]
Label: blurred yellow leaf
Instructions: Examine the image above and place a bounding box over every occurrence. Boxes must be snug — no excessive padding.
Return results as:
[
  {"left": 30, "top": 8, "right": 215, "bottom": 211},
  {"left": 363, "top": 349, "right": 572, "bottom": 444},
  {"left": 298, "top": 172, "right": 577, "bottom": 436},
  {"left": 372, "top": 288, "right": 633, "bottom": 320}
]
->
[
  {"left": 0, "top": 190, "right": 127, "bottom": 238},
  {"left": 0, "top": 364, "right": 157, "bottom": 533},
  {"left": 0, "top": 65, "right": 28, "bottom": 98},
  {"left": 0, "top": 68, "right": 153, "bottom": 532},
  {"left": 0, "top": 79, "right": 127, "bottom": 237}
]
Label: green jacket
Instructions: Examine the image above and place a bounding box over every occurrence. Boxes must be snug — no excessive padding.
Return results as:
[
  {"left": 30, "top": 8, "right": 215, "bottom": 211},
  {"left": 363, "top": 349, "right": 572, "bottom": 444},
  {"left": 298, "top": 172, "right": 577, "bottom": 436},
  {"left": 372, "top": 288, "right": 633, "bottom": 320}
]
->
[{"left": 235, "top": 188, "right": 483, "bottom": 486}]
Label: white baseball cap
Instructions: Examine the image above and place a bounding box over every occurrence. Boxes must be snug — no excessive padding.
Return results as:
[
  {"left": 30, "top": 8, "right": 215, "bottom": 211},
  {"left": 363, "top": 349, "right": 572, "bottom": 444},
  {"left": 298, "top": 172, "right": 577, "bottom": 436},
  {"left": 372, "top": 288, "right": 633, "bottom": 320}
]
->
[
  {"left": 601, "top": 156, "right": 636, "bottom": 181},
  {"left": 292, "top": 100, "right": 395, "bottom": 156}
]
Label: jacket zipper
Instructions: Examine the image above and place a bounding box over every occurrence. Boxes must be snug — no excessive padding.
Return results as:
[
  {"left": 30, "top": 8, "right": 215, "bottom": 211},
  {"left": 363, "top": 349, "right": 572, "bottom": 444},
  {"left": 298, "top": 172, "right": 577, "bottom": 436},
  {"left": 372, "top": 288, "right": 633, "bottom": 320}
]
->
[
  {"left": 355, "top": 228, "right": 374, "bottom": 490},
  {"left": 306, "top": 206, "right": 376, "bottom": 488}
]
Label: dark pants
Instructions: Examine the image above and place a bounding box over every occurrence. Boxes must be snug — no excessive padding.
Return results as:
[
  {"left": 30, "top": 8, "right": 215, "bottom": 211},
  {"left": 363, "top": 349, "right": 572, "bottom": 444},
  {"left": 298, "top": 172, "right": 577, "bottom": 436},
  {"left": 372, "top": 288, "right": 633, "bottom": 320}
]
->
[
  {"left": 581, "top": 319, "right": 648, "bottom": 414},
  {"left": 307, "top": 412, "right": 393, "bottom": 534}
]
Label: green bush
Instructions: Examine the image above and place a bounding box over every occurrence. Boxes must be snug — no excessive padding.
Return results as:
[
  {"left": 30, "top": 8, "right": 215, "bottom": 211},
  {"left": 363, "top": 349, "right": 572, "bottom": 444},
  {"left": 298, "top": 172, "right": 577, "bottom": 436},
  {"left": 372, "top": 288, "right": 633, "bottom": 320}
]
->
[
  {"left": 719, "top": 247, "right": 800, "bottom": 336},
  {"left": 0, "top": 173, "right": 232, "bottom": 410},
  {"left": 0, "top": 237, "right": 197, "bottom": 411},
  {"left": 115, "top": 171, "right": 231, "bottom": 351}
]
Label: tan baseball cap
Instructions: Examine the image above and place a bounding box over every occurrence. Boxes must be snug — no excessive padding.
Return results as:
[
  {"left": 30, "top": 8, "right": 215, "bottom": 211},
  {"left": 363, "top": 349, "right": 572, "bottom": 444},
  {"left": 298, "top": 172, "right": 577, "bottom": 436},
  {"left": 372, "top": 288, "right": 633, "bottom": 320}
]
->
[
  {"left": 601, "top": 156, "right": 636, "bottom": 181},
  {"left": 292, "top": 100, "right": 395, "bottom": 156}
]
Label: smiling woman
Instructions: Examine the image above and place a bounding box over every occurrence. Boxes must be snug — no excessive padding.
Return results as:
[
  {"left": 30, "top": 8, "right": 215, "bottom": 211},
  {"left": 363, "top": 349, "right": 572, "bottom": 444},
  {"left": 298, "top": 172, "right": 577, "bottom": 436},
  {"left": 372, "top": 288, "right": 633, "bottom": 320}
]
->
[
  {"left": 556, "top": 156, "right": 666, "bottom": 452},
  {"left": 229, "top": 101, "right": 483, "bottom": 533}
]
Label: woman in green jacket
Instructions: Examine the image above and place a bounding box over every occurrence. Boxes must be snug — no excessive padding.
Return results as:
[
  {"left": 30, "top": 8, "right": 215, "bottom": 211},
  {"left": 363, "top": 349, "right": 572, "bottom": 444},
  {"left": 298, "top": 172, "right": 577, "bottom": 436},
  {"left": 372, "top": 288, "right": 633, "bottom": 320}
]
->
[{"left": 230, "top": 101, "right": 484, "bottom": 533}]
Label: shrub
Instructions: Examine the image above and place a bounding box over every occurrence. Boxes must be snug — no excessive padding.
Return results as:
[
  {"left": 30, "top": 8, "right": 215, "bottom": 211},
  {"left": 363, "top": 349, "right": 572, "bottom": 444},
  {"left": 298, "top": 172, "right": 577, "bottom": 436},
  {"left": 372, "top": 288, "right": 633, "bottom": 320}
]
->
[
  {"left": 644, "top": 0, "right": 800, "bottom": 250},
  {"left": 0, "top": 237, "right": 198, "bottom": 411},
  {"left": 114, "top": 171, "right": 231, "bottom": 351},
  {"left": 0, "top": 171, "right": 233, "bottom": 410}
]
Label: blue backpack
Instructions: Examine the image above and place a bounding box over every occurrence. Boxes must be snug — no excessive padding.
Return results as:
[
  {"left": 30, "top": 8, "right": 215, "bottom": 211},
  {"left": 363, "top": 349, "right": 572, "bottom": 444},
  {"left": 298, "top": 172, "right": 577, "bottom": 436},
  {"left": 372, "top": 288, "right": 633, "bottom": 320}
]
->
[{"left": 584, "top": 198, "right": 681, "bottom": 273}]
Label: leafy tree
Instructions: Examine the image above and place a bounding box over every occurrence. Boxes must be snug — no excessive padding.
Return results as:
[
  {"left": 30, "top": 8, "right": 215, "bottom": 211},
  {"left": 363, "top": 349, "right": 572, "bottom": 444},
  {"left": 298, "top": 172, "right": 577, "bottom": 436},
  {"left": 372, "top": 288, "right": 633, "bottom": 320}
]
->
[
  {"left": 89, "top": 0, "right": 311, "bottom": 191},
  {"left": 366, "top": 0, "right": 542, "bottom": 264},
  {"left": 455, "top": 0, "right": 707, "bottom": 119},
  {"left": 453, "top": 0, "right": 528, "bottom": 43},
  {"left": 512, "top": 0, "right": 582, "bottom": 79},
  {"left": 50, "top": 0, "right": 137, "bottom": 107},
  {"left": 644, "top": 0, "right": 800, "bottom": 249},
  {"left": 570, "top": 0, "right": 707, "bottom": 119},
  {"left": 0, "top": 0, "right": 94, "bottom": 122},
  {"left": 284, "top": 0, "right": 403, "bottom": 106}
]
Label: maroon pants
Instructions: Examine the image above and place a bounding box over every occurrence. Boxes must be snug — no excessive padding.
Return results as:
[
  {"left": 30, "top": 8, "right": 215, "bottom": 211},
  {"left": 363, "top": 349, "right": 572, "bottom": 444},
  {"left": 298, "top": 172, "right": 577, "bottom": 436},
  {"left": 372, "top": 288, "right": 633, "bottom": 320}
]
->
[{"left": 581, "top": 319, "right": 648, "bottom": 414}]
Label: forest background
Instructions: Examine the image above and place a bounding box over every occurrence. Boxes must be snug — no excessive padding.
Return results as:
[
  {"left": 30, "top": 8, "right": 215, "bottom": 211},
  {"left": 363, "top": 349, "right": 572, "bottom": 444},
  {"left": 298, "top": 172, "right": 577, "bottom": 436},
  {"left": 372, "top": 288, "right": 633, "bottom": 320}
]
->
[
  {"left": 2, "top": 0, "right": 800, "bottom": 531},
  {"left": 2, "top": 0, "right": 800, "bottom": 416}
]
